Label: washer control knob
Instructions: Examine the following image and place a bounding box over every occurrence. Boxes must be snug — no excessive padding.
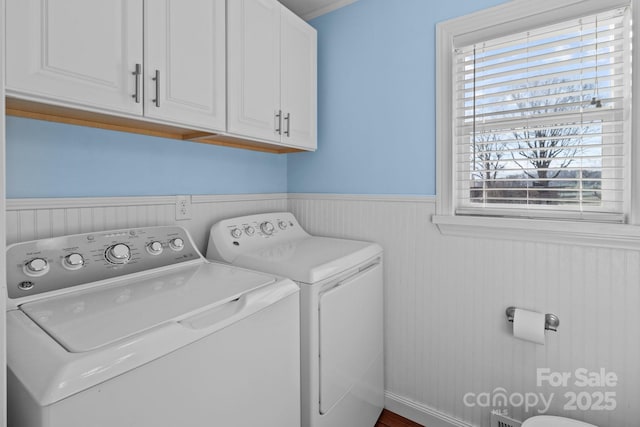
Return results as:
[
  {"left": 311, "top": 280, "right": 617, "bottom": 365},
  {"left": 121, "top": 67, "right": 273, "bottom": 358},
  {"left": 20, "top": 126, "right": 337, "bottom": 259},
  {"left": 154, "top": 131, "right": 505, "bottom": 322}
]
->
[
  {"left": 24, "top": 258, "right": 49, "bottom": 277},
  {"left": 169, "top": 238, "right": 185, "bottom": 251},
  {"left": 105, "top": 244, "right": 131, "bottom": 264},
  {"left": 278, "top": 220, "right": 288, "bottom": 230},
  {"left": 260, "top": 221, "right": 275, "bottom": 236},
  {"left": 147, "top": 241, "right": 163, "bottom": 255},
  {"left": 18, "top": 281, "right": 35, "bottom": 291},
  {"left": 63, "top": 253, "right": 85, "bottom": 270},
  {"left": 230, "top": 228, "right": 243, "bottom": 239},
  {"left": 244, "top": 226, "right": 255, "bottom": 236}
]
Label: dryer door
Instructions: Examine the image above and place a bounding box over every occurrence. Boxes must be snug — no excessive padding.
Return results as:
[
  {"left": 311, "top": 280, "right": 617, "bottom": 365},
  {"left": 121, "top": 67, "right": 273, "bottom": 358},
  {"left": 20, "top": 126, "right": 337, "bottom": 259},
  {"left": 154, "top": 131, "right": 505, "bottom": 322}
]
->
[{"left": 318, "top": 261, "right": 383, "bottom": 414}]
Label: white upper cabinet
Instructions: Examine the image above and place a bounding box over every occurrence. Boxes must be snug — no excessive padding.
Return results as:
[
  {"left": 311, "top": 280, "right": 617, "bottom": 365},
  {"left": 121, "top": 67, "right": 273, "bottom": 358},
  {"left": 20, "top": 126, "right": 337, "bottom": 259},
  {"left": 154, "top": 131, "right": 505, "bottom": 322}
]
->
[
  {"left": 280, "top": 6, "right": 317, "bottom": 150},
  {"left": 5, "top": 0, "right": 315, "bottom": 152},
  {"left": 144, "top": 0, "right": 226, "bottom": 131},
  {"left": 228, "top": 0, "right": 317, "bottom": 150},
  {"left": 227, "top": 0, "right": 282, "bottom": 143},
  {"left": 6, "top": 0, "right": 225, "bottom": 133},
  {"left": 6, "top": 0, "right": 144, "bottom": 115}
]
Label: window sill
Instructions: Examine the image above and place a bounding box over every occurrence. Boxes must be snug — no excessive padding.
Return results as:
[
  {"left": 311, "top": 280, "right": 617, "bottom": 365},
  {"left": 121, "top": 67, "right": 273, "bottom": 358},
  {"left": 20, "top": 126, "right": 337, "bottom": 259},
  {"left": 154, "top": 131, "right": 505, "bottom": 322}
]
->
[{"left": 432, "top": 214, "right": 640, "bottom": 250}]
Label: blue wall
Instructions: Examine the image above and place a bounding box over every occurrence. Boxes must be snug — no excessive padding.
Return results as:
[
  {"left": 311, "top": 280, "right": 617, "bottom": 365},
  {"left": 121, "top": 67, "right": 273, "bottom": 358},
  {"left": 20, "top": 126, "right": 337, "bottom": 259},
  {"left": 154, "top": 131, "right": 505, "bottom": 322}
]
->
[
  {"left": 287, "top": 0, "right": 508, "bottom": 195},
  {"left": 6, "top": 117, "right": 287, "bottom": 198}
]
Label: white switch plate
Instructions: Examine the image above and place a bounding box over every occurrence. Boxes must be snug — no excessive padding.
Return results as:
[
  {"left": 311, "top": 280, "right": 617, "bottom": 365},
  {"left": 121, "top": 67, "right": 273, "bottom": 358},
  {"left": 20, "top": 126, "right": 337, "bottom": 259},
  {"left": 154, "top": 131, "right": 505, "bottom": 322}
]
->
[{"left": 175, "top": 195, "right": 192, "bottom": 220}]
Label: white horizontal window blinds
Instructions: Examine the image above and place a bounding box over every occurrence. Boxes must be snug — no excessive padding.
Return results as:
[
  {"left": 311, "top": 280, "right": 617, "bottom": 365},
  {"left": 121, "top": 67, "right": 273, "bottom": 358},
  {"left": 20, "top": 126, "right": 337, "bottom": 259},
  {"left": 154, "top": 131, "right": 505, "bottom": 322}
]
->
[{"left": 454, "top": 7, "right": 631, "bottom": 222}]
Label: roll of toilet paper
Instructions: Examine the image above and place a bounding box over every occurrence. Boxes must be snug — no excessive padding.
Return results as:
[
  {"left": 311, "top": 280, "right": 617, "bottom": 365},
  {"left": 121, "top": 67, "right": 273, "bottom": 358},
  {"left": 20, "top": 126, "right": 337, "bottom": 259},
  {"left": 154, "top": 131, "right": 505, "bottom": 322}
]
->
[{"left": 513, "top": 308, "right": 546, "bottom": 345}]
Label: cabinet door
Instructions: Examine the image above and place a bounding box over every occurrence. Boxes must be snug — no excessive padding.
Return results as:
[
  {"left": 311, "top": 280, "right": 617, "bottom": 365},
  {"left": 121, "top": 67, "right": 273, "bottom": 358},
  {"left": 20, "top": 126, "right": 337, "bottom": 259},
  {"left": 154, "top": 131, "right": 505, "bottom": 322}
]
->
[
  {"left": 144, "top": 0, "right": 225, "bottom": 132},
  {"left": 6, "top": 0, "right": 143, "bottom": 115},
  {"left": 227, "top": 0, "right": 281, "bottom": 143},
  {"left": 281, "top": 7, "right": 317, "bottom": 150}
]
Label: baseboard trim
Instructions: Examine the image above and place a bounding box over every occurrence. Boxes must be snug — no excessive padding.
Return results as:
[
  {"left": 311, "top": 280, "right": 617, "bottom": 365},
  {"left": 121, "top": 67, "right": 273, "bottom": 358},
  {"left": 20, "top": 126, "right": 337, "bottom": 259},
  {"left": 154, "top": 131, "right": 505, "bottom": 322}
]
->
[{"left": 385, "top": 392, "right": 473, "bottom": 427}]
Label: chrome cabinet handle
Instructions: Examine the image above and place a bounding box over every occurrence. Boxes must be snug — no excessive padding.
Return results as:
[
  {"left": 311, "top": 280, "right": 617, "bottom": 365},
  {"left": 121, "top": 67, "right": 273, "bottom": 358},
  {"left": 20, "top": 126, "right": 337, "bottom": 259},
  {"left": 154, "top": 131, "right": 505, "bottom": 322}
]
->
[
  {"left": 152, "top": 70, "right": 160, "bottom": 108},
  {"left": 275, "top": 110, "right": 282, "bottom": 135},
  {"left": 131, "top": 64, "right": 142, "bottom": 103},
  {"left": 284, "top": 113, "right": 291, "bottom": 137}
]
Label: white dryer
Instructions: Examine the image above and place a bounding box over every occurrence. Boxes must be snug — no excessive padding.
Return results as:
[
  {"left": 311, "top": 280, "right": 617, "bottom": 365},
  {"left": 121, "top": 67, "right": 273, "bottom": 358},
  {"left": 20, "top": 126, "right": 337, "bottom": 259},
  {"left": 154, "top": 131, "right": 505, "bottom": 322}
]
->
[
  {"left": 206, "top": 212, "right": 384, "bottom": 427},
  {"left": 7, "top": 226, "right": 300, "bottom": 427}
]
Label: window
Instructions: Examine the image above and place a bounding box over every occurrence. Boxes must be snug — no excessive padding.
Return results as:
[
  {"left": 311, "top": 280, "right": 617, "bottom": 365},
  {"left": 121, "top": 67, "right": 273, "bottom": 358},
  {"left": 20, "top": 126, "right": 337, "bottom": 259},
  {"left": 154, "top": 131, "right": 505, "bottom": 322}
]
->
[
  {"left": 457, "top": 8, "right": 630, "bottom": 221},
  {"left": 436, "top": 0, "right": 639, "bottom": 230}
]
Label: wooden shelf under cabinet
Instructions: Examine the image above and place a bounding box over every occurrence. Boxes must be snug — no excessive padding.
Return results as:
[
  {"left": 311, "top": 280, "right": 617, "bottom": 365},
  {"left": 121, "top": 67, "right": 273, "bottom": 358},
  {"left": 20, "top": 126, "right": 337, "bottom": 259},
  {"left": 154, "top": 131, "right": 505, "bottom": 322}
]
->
[{"left": 5, "top": 98, "right": 302, "bottom": 155}]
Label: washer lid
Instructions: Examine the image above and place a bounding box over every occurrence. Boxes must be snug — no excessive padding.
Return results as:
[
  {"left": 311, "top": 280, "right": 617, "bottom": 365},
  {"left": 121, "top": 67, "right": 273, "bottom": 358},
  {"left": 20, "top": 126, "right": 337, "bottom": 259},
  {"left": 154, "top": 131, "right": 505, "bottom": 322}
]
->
[
  {"left": 234, "top": 237, "right": 382, "bottom": 284},
  {"left": 19, "top": 262, "right": 276, "bottom": 353}
]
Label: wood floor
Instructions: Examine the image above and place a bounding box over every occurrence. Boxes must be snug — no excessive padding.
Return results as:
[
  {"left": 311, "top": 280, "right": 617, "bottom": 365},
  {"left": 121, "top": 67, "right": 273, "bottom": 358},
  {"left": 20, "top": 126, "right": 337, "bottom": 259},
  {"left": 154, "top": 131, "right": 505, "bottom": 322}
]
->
[{"left": 375, "top": 409, "right": 424, "bottom": 427}]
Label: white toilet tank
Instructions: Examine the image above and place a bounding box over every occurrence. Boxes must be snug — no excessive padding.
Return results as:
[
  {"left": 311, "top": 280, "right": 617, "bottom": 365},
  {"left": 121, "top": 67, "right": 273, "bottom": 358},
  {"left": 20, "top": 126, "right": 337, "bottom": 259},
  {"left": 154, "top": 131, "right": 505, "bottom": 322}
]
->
[{"left": 522, "top": 416, "right": 597, "bottom": 427}]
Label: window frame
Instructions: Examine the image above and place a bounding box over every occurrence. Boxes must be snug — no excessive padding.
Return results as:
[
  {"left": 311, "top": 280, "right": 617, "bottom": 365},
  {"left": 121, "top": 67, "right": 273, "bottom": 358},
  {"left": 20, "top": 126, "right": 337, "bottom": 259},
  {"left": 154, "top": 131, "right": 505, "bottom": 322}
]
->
[{"left": 433, "top": 0, "right": 640, "bottom": 248}]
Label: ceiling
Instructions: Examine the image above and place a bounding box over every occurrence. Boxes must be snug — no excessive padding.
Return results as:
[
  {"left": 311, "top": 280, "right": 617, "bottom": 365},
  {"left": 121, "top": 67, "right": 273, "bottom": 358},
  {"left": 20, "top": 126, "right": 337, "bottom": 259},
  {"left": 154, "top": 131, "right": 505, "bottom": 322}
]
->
[{"left": 279, "top": 0, "right": 358, "bottom": 20}]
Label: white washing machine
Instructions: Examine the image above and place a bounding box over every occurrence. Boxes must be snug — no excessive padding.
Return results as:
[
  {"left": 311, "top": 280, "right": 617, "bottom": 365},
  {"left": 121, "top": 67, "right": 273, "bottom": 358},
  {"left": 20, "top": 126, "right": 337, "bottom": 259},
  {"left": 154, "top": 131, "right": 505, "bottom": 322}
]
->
[
  {"left": 206, "top": 212, "right": 384, "bottom": 427},
  {"left": 6, "top": 225, "right": 300, "bottom": 427}
]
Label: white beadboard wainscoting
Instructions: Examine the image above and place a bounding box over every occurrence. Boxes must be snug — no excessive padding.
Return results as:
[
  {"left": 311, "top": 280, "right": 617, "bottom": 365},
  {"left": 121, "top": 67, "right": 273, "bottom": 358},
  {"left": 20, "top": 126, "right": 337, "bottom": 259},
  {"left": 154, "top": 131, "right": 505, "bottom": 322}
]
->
[
  {"left": 6, "top": 194, "right": 288, "bottom": 253},
  {"left": 6, "top": 193, "right": 640, "bottom": 427},
  {"left": 288, "top": 194, "right": 640, "bottom": 427}
]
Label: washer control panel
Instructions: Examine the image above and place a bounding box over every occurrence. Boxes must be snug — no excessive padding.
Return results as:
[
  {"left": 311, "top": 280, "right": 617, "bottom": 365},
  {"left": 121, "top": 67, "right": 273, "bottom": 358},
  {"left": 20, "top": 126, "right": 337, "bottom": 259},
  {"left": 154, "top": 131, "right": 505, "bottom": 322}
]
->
[
  {"left": 6, "top": 226, "right": 200, "bottom": 299},
  {"left": 206, "top": 212, "right": 309, "bottom": 263}
]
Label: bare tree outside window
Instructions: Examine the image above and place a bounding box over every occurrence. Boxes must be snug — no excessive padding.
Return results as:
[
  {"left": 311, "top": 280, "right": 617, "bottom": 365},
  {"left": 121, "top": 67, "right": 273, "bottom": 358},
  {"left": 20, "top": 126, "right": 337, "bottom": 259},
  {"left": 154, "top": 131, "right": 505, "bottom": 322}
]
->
[
  {"left": 470, "top": 133, "right": 506, "bottom": 203},
  {"left": 469, "top": 78, "right": 604, "bottom": 206}
]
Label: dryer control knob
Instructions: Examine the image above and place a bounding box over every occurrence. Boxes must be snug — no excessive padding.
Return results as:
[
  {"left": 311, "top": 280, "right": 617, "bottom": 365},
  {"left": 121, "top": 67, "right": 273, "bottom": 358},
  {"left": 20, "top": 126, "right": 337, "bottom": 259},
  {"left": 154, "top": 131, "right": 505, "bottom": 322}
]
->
[
  {"left": 260, "top": 221, "right": 275, "bottom": 236},
  {"left": 230, "top": 228, "right": 243, "bottom": 239},
  {"left": 24, "top": 258, "right": 50, "bottom": 277},
  {"left": 169, "top": 238, "right": 185, "bottom": 251},
  {"left": 63, "top": 253, "right": 85, "bottom": 270},
  {"left": 147, "top": 241, "right": 163, "bottom": 255},
  {"left": 105, "top": 244, "right": 131, "bottom": 264},
  {"left": 278, "top": 220, "right": 288, "bottom": 230},
  {"left": 244, "top": 226, "right": 255, "bottom": 236}
]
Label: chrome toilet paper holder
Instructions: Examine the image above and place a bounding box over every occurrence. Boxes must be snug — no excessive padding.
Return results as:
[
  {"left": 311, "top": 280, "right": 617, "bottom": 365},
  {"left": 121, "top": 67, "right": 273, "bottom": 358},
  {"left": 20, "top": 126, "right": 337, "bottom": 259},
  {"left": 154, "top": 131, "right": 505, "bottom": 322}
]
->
[{"left": 505, "top": 307, "right": 560, "bottom": 332}]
